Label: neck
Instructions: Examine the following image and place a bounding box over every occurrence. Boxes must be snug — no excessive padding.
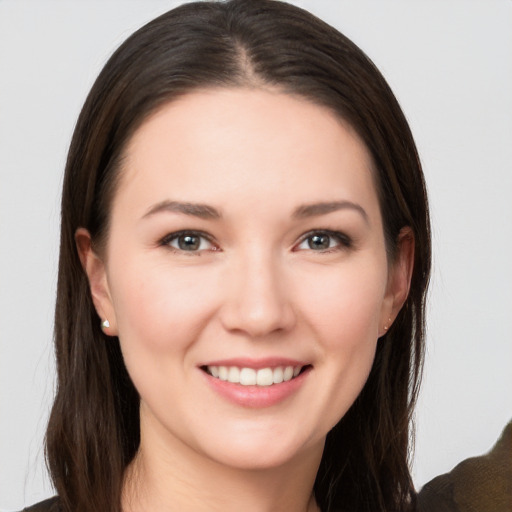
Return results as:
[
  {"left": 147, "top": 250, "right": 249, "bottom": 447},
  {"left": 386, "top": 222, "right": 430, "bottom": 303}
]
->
[{"left": 122, "top": 415, "right": 323, "bottom": 512}]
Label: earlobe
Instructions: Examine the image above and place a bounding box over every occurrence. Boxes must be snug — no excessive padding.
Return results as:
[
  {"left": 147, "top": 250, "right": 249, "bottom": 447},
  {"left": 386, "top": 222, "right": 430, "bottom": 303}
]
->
[
  {"left": 379, "top": 227, "right": 415, "bottom": 336},
  {"left": 75, "top": 228, "right": 118, "bottom": 336}
]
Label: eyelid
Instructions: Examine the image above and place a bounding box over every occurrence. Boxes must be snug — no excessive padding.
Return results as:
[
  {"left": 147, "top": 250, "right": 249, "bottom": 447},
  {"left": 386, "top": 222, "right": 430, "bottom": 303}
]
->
[
  {"left": 294, "top": 229, "right": 353, "bottom": 252},
  {"left": 158, "top": 228, "right": 352, "bottom": 253},
  {"left": 160, "top": 230, "right": 219, "bottom": 252}
]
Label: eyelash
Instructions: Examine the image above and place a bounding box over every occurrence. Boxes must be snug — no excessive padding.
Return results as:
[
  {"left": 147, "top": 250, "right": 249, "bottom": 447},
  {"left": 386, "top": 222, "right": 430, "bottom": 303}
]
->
[
  {"left": 159, "top": 229, "right": 352, "bottom": 255},
  {"left": 160, "top": 230, "right": 218, "bottom": 254},
  {"left": 296, "top": 229, "right": 353, "bottom": 253}
]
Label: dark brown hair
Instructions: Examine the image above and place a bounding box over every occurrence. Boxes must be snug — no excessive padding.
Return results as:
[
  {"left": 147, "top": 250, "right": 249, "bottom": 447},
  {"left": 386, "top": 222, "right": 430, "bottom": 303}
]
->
[{"left": 46, "top": 1, "right": 431, "bottom": 511}]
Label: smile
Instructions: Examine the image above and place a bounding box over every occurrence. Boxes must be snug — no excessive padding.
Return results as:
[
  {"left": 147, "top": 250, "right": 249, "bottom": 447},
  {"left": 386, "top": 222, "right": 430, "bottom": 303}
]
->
[
  {"left": 200, "top": 358, "right": 312, "bottom": 407},
  {"left": 204, "top": 365, "right": 304, "bottom": 386}
]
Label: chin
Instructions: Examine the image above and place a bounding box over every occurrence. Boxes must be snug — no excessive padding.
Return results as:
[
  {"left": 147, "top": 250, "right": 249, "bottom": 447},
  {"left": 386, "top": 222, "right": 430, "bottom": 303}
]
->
[{"left": 196, "top": 427, "right": 323, "bottom": 472}]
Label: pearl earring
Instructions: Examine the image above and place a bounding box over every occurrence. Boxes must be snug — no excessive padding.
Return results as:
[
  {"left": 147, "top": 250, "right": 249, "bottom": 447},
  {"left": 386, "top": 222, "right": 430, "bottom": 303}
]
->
[
  {"left": 101, "top": 319, "right": 110, "bottom": 330},
  {"left": 384, "top": 317, "right": 392, "bottom": 331}
]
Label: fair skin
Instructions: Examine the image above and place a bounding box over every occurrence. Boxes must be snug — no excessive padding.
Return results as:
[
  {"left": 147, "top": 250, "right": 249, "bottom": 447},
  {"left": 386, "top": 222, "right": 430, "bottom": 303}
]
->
[{"left": 77, "top": 88, "right": 413, "bottom": 512}]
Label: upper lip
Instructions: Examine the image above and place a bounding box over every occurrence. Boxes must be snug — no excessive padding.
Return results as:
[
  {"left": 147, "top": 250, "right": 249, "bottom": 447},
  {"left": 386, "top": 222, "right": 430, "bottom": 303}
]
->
[{"left": 199, "top": 357, "right": 309, "bottom": 369}]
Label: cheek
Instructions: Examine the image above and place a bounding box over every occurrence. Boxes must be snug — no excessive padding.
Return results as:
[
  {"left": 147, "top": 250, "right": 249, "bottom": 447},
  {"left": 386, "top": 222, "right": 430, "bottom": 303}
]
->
[
  {"left": 106, "top": 259, "right": 223, "bottom": 415},
  {"left": 108, "top": 258, "right": 221, "bottom": 354},
  {"left": 297, "top": 259, "right": 387, "bottom": 347},
  {"left": 294, "top": 259, "right": 387, "bottom": 422}
]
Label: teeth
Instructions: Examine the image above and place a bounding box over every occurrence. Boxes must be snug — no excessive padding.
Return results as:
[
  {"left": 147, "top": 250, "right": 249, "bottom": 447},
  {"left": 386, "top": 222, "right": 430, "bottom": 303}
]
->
[
  {"left": 228, "top": 366, "right": 240, "bottom": 382},
  {"left": 283, "top": 366, "right": 294, "bottom": 381},
  {"left": 273, "top": 367, "right": 284, "bottom": 384},
  {"left": 240, "top": 368, "right": 256, "bottom": 385},
  {"left": 256, "top": 367, "right": 273, "bottom": 386},
  {"left": 206, "top": 365, "right": 304, "bottom": 386}
]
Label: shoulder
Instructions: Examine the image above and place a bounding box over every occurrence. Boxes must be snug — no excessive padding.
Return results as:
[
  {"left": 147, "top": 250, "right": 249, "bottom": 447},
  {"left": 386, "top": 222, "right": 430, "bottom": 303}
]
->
[
  {"left": 21, "top": 497, "right": 60, "bottom": 512},
  {"left": 417, "top": 420, "right": 512, "bottom": 512}
]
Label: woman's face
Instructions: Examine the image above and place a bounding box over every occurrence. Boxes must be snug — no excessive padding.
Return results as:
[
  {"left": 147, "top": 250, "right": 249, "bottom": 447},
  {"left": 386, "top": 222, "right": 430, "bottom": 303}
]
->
[{"left": 82, "top": 88, "right": 410, "bottom": 470}]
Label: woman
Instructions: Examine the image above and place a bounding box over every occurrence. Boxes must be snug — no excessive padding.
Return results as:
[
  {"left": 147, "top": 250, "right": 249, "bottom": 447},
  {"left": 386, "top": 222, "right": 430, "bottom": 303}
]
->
[{"left": 25, "top": 0, "right": 430, "bottom": 510}]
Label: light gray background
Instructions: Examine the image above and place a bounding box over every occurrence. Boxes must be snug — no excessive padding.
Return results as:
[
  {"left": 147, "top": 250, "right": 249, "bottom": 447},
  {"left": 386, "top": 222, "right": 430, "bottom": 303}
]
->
[{"left": 1, "top": 1, "right": 511, "bottom": 509}]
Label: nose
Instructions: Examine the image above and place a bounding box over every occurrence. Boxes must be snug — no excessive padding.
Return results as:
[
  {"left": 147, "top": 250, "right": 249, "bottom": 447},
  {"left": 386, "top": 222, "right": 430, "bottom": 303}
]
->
[{"left": 219, "top": 250, "right": 296, "bottom": 338}]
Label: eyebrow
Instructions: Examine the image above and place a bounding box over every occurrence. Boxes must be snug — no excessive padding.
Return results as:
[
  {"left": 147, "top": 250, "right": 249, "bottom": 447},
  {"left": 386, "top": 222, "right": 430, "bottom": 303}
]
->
[
  {"left": 142, "top": 200, "right": 221, "bottom": 220},
  {"left": 293, "top": 201, "right": 369, "bottom": 224},
  {"left": 142, "top": 199, "right": 369, "bottom": 223}
]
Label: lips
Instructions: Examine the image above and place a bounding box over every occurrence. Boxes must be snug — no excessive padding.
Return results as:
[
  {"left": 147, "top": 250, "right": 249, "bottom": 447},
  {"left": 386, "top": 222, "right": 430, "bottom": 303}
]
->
[{"left": 199, "top": 358, "right": 312, "bottom": 408}]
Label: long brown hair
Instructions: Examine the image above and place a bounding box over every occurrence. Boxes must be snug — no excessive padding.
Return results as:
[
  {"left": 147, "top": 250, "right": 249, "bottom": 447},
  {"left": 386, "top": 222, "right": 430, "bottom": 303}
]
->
[{"left": 46, "top": 1, "right": 431, "bottom": 511}]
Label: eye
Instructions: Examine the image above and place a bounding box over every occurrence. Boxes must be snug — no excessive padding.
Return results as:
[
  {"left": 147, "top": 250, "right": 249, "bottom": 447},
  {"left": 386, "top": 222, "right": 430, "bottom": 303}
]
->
[
  {"left": 296, "top": 230, "right": 351, "bottom": 252},
  {"left": 161, "top": 231, "right": 216, "bottom": 253}
]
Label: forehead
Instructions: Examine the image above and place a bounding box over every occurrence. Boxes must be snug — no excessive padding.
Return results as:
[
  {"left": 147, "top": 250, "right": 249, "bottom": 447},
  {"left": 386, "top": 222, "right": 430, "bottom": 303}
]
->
[{"left": 115, "top": 87, "right": 379, "bottom": 219}]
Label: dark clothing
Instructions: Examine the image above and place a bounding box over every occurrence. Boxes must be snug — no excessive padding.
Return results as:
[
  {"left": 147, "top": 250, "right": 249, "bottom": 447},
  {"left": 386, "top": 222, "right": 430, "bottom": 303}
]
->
[
  {"left": 23, "top": 497, "right": 60, "bottom": 511},
  {"left": 417, "top": 421, "right": 512, "bottom": 512}
]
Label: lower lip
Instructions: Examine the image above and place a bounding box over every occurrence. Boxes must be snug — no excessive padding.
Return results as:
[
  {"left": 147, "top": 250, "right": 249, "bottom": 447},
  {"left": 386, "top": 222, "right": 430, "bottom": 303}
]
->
[{"left": 201, "top": 368, "right": 311, "bottom": 408}]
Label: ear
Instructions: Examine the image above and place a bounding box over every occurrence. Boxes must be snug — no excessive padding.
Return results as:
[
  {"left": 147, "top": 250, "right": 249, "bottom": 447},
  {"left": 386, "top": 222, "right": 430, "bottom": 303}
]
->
[
  {"left": 379, "top": 227, "right": 415, "bottom": 337},
  {"left": 75, "top": 228, "right": 118, "bottom": 336}
]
